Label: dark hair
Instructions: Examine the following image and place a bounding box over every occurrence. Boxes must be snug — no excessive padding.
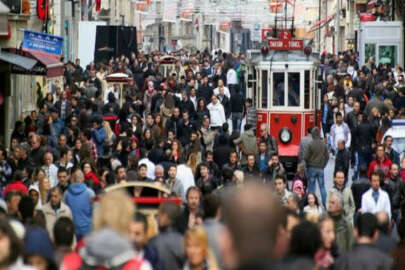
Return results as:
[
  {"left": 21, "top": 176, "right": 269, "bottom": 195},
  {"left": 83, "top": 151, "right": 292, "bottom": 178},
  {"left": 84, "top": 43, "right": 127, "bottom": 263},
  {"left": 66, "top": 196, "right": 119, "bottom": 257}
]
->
[
  {"left": 335, "top": 112, "right": 343, "bottom": 118},
  {"left": 159, "top": 201, "right": 180, "bottom": 226},
  {"left": 305, "top": 192, "right": 320, "bottom": 207},
  {"left": 186, "top": 186, "right": 201, "bottom": 200},
  {"left": 289, "top": 221, "right": 322, "bottom": 258},
  {"left": 138, "top": 164, "right": 147, "bottom": 171},
  {"left": 0, "top": 146, "right": 7, "bottom": 159},
  {"left": 18, "top": 196, "right": 35, "bottom": 224},
  {"left": 202, "top": 194, "right": 221, "bottom": 219},
  {"left": 133, "top": 212, "right": 148, "bottom": 232},
  {"left": 5, "top": 191, "right": 21, "bottom": 203},
  {"left": 274, "top": 174, "right": 286, "bottom": 184},
  {"left": 57, "top": 167, "right": 68, "bottom": 175},
  {"left": 359, "top": 164, "right": 368, "bottom": 177},
  {"left": 355, "top": 213, "right": 378, "bottom": 238},
  {"left": 334, "top": 170, "right": 345, "bottom": 178},
  {"left": 370, "top": 172, "right": 381, "bottom": 182},
  {"left": 53, "top": 217, "right": 75, "bottom": 247},
  {"left": 0, "top": 218, "right": 23, "bottom": 266}
]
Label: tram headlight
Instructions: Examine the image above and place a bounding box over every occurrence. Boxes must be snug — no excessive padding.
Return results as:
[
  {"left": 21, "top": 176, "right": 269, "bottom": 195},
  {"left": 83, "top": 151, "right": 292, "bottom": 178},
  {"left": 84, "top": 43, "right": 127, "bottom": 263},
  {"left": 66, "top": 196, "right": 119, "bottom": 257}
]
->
[{"left": 279, "top": 128, "right": 292, "bottom": 144}]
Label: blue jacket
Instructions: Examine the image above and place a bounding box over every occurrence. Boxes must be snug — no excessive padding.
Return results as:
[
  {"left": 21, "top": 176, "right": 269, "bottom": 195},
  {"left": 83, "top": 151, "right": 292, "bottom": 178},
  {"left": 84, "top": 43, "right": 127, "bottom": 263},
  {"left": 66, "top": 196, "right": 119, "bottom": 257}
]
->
[
  {"left": 92, "top": 127, "right": 107, "bottom": 155},
  {"left": 65, "top": 183, "right": 92, "bottom": 238}
]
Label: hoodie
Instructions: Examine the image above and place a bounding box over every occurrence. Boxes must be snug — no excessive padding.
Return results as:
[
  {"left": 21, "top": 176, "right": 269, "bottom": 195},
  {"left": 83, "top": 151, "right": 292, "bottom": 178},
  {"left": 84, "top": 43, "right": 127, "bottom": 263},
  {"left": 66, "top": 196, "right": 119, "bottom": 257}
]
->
[{"left": 65, "top": 183, "right": 92, "bottom": 239}]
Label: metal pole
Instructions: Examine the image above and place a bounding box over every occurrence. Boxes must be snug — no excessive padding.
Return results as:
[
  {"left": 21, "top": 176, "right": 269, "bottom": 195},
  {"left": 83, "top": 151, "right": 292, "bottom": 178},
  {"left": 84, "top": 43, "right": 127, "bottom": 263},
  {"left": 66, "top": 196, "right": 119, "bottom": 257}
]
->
[
  {"left": 318, "top": 0, "right": 321, "bottom": 51},
  {"left": 336, "top": 0, "right": 341, "bottom": 53}
]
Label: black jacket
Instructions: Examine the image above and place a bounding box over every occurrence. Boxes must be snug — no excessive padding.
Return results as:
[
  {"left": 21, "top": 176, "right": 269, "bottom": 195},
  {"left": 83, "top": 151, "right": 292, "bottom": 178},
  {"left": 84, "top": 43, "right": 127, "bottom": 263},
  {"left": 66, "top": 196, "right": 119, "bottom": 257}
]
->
[
  {"left": 197, "top": 84, "right": 214, "bottom": 104},
  {"left": 351, "top": 177, "right": 371, "bottom": 211},
  {"left": 231, "top": 93, "right": 245, "bottom": 113},
  {"left": 213, "top": 145, "right": 233, "bottom": 169},
  {"left": 334, "top": 148, "right": 351, "bottom": 176},
  {"left": 165, "top": 116, "right": 181, "bottom": 136},
  {"left": 218, "top": 95, "right": 232, "bottom": 119},
  {"left": 354, "top": 121, "right": 376, "bottom": 154},
  {"left": 178, "top": 120, "right": 196, "bottom": 146}
]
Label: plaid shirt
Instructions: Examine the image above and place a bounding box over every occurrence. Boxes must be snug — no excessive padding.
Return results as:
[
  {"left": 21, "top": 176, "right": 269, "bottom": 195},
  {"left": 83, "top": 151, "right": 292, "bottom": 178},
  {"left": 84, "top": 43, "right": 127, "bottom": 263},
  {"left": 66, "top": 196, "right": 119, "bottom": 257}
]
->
[{"left": 0, "top": 160, "right": 13, "bottom": 188}]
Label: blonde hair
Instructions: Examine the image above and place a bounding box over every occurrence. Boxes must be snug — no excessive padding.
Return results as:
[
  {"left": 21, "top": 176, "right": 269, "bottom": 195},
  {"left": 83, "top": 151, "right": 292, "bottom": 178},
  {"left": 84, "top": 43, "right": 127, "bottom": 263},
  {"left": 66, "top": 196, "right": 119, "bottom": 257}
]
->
[
  {"left": 103, "top": 121, "right": 114, "bottom": 140},
  {"left": 186, "top": 153, "right": 199, "bottom": 175},
  {"left": 233, "top": 170, "right": 244, "bottom": 187},
  {"left": 93, "top": 190, "right": 135, "bottom": 236},
  {"left": 185, "top": 226, "right": 219, "bottom": 270}
]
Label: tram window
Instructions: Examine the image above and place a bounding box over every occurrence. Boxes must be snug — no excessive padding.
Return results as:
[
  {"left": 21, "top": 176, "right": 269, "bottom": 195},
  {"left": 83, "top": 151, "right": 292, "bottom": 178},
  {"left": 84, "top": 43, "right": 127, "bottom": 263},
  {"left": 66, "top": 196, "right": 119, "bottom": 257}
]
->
[
  {"left": 288, "top": 73, "right": 300, "bottom": 107},
  {"left": 273, "top": 72, "right": 285, "bottom": 106},
  {"left": 262, "top": 70, "right": 268, "bottom": 108},
  {"left": 304, "top": 70, "right": 310, "bottom": 109}
]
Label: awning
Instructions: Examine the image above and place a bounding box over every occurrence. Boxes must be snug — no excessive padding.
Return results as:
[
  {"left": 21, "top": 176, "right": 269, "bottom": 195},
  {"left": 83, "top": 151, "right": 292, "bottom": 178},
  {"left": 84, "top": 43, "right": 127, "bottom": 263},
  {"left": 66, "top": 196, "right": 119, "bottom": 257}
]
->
[
  {"left": 0, "top": 1, "right": 9, "bottom": 14},
  {"left": 3, "top": 48, "right": 64, "bottom": 78},
  {"left": 27, "top": 50, "right": 64, "bottom": 78},
  {"left": 0, "top": 50, "right": 37, "bottom": 70},
  {"left": 308, "top": 13, "right": 337, "bottom": 32}
]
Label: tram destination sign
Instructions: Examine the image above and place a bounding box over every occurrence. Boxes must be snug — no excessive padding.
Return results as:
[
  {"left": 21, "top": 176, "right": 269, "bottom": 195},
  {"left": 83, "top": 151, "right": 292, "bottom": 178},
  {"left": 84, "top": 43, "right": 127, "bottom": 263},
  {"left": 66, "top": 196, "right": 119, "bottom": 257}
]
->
[{"left": 267, "top": 30, "right": 303, "bottom": 50}]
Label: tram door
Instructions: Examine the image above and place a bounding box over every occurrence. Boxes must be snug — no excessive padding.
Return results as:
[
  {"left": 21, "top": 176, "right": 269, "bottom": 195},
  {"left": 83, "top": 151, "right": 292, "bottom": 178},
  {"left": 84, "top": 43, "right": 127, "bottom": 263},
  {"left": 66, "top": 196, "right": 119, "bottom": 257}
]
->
[{"left": 247, "top": 65, "right": 257, "bottom": 107}]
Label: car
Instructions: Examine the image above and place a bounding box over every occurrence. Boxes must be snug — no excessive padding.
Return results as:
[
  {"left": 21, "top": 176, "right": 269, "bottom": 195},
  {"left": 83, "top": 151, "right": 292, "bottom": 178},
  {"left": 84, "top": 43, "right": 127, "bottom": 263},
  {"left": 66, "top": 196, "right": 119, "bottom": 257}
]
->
[{"left": 382, "top": 120, "right": 405, "bottom": 162}]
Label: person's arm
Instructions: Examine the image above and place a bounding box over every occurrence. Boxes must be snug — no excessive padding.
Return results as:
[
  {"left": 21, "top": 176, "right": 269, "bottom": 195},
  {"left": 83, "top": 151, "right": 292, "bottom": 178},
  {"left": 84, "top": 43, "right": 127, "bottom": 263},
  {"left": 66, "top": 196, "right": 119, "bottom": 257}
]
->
[
  {"left": 347, "top": 189, "right": 356, "bottom": 220},
  {"left": 384, "top": 192, "right": 392, "bottom": 220},
  {"left": 345, "top": 125, "right": 352, "bottom": 149}
]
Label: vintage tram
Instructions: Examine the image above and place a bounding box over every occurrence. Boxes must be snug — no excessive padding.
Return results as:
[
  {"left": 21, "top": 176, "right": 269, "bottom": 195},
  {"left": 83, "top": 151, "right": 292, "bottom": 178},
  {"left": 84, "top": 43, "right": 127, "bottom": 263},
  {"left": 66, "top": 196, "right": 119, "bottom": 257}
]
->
[{"left": 246, "top": 44, "right": 321, "bottom": 177}]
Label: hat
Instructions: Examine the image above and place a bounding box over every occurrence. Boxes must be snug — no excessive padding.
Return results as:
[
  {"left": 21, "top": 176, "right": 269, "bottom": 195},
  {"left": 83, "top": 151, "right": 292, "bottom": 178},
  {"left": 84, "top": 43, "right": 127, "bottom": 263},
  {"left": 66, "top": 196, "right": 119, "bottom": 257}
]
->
[
  {"left": 293, "top": 180, "right": 305, "bottom": 197},
  {"left": 24, "top": 227, "right": 57, "bottom": 270}
]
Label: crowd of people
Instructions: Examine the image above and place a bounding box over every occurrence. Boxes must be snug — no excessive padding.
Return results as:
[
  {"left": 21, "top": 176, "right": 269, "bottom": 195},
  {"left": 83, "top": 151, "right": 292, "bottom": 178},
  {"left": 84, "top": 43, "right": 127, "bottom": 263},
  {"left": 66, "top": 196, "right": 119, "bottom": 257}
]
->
[{"left": 0, "top": 48, "right": 404, "bottom": 270}]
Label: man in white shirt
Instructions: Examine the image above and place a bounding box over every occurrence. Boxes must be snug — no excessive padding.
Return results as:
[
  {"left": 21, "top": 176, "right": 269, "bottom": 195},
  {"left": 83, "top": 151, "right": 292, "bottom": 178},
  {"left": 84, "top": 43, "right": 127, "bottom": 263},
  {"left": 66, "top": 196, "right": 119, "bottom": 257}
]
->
[
  {"left": 42, "top": 152, "right": 59, "bottom": 188},
  {"left": 361, "top": 172, "right": 391, "bottom": 220},
  {"left": 207, "top": 95, "right": 226, "bottom": 130},
  {"left": 330, "top": 112, "right": 351, "bottom": 154},
  {"left": 213, "top": 79, "right": 231, "bottom": 99}
]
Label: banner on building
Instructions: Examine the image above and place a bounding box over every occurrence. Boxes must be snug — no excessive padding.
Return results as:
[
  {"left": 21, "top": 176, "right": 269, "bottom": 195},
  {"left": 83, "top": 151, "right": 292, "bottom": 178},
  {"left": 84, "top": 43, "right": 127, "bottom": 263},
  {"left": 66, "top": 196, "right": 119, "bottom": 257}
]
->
[
  {"left": 180, "top": 0, "right": 193, "bottom": 21},
  {"left": 162, "top": 0, "right": 177, "bottom": 22},
  {"left": 136, "top": 0, "right": 151, "bottom": 12},
  {"left": 22, "top": 29, "right": 64, "bottom": 57}
]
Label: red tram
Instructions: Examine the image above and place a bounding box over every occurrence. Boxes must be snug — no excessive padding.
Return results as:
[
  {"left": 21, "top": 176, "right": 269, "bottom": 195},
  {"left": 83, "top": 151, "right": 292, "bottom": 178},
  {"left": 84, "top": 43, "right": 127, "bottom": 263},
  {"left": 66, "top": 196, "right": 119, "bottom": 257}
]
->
[{"left": 246, "top": 45, "right": 322, "bottom": 177}]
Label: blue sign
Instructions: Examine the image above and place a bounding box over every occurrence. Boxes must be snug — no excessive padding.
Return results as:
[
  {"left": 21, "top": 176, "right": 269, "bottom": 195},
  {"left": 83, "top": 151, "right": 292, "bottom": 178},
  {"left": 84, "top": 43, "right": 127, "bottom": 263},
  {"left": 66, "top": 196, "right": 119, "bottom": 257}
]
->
[{"left": 22, "top": 30, "right": 64, "bottom": 56}]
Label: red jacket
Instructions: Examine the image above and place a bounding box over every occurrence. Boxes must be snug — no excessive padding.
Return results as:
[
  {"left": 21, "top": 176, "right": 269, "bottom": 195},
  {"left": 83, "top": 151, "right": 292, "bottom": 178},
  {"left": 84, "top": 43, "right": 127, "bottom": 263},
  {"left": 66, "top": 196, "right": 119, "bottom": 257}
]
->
[
  {"left": 3, "top": 181, "right": 28, "bottom": 196},
  {"left": 367, "top": 157, "right": 392, "bottom": 179}
]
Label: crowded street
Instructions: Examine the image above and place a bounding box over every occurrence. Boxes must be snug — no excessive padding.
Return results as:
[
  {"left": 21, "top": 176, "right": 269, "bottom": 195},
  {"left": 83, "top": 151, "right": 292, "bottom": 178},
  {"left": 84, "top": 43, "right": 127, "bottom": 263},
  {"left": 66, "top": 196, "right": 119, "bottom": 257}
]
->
[{"left": 1, "top": 0, "right": 405, "bottom": 270}]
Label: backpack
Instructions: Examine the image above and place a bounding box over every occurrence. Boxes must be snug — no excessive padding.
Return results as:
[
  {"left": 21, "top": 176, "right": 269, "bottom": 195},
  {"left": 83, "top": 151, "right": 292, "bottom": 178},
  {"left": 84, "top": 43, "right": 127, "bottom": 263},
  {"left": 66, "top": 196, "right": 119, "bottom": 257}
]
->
[{"left": 62, "top": 252, "right": 145, "bottom": 270}]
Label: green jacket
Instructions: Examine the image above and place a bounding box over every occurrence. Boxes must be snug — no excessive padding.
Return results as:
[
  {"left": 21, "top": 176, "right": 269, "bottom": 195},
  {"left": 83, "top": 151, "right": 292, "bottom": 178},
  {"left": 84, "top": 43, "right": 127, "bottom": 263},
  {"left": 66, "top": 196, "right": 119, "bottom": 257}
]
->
[
  {"left": 332, "top": 213, "right": 355, "bottom": 255},
  {"left": 233, "top": 129, "right": 258, "bottom": 165},
  {"left": 326, "top": 186, "right": 356, "bottom": 225}
]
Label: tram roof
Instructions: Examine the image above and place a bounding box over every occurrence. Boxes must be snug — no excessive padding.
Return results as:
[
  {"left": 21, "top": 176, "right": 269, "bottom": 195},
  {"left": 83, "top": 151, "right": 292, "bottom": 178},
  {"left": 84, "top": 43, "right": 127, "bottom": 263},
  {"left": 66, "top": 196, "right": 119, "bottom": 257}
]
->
[{"left": 249, "top": 50, "right": 320, "bottom": 65}]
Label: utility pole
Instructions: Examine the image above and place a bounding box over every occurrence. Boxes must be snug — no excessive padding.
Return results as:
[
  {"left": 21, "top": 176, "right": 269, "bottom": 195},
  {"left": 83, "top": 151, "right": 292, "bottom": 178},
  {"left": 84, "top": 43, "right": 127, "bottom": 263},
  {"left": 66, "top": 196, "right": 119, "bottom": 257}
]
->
[
  {"left": 318, "top": 0, "right": 321, "bottom": 51},
  {"left": 335, "top": 0, "right": 341, "bottom": 53}
]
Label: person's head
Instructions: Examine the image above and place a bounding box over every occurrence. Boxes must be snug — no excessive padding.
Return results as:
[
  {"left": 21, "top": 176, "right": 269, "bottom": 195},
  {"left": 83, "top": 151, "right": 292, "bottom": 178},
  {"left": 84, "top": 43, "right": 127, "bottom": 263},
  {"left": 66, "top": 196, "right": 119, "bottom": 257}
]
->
[
  {"left": 306, "top": 192, "right": 319, "bottom": 207},
  {"left": 58, "top": 134, "right": 67, "bottom": 148},
  {"left": 115, "top": 166, "right": 126, "bottom": 182},
  {"left": 187, "top": 187, "right": 201, "bottom": 212},
  {"left": 391, "top": 163, "right": 399, "bottom": 178},
  {"left": 5, "top": 191, "right": 21, "bottom": 216},
  {"left": 173, "top": 107, "right": 180, "bottom": 118},
  {"left": 271, "top": 154, "right": 279, "bottom": 165},
  {"left": 328, "top": 191, "right": 343, "bottom": 215},
  {"left": 93, "top": 190, "right": 135, "bottom": 236},
  {"left": 247, "top": 154, "right": 255, "bottom": 168},
  {"left": 376, "top": 211, "right": 391, "bottom": 235},
  {"left": 49, "top": 187, "right": 63, "bottom": 208},
  {"left": 289, "top": 221, "right": 322, "bottom": 258},
  {"left": 138, "top": 164, "right": 148, "bottom": 179},
  {"left": 57, "top": 168, "right": 69, "bottom": 186},
  {"left": 154, "top": 165, "right": 164, "bottom": 179},
  {"left": 184, "top": 226, "right": 211, "bottom": 269},
  {"left": 211, "top": 95, "right": 218, "bottom": 105},
  {"left": 24, "top": 227, "right": 56, "bottom": 270},
  {"left": 258, "top": 141, "right": 267, "bottom": 153},
  {"left": 0, "top": 218, "right": 23, "bottom": 268},
  {"left": 229, "top": 151, "right": 238, "bottom": 165},
  {"left": 130, "top": 212, "right": 148, "bottom": 251},
  {"left": 370, "top": 172, "right": 381, "bottom": 191},
  {"left": 354, "top": 213, "right": 379, "bottom": 243},
  {"left": 53, "top": 217, "right": 74, "bottom": 248},
  {"left": 43, "top": 152, "right": 53, "bottom": 166},
  {"left": 334, "top": 170, "right": 345, "bottom": 188},
  {"left": 29, "top": 187, "right": 40, "bottom": 206},
  {"left": 384, "top": 135, "right": 393, "bottom": 149},
  {"left": 353, "top": 101, "right": 360, "bottom": 113},
  {"left": 199, "top": 163, "right": 209, "bottom": 178},
  {"left": 336, "top": 112, "right": 343, "bottom": 124},
  {"left": 318, "top": 215, "right": 335, "bottom": 249},
  {"left": 220, "top": 182, "right": 283, "bottom": 268},
  {"left": 157, "top": 201, "right": 180, "bottom": 230},
  {"left": 82, "top": 162, "right": 93, "bottom": 174},
  {"left": 202, "top": 194, "right": 221, "bottom": 220},
  {"left": 274, "top": 175, "right": 287, "bottom": 195},
  {"left": 168, "top": 165, "right": 177, "bottom": 179},
  {"left": 376, "top": 144, "right": 385, "bottom": 160}
]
